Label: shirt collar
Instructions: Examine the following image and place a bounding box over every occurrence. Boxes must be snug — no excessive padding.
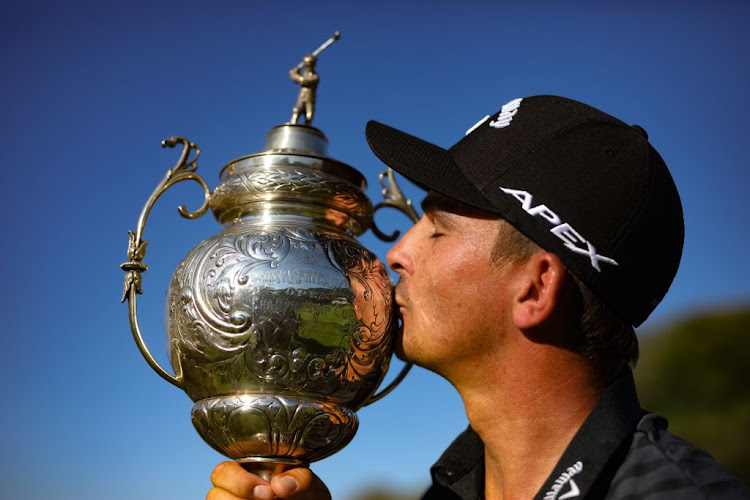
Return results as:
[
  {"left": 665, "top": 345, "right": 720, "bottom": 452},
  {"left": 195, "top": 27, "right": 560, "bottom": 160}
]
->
[
  {"left": 429, "top": 369, "right": 643, "bottom": 500},
  {"left": 430, "top": 424, "right": 485, "bottom": 499},
  {"left": 533, "top": 368, "right": 644, "bottom": 500}
]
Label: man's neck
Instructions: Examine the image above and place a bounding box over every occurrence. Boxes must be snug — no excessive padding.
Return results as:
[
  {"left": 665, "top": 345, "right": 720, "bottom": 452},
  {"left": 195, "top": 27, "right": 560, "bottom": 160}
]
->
[{"left": 454, "top": 346, "right": 603, "bottom": 500}]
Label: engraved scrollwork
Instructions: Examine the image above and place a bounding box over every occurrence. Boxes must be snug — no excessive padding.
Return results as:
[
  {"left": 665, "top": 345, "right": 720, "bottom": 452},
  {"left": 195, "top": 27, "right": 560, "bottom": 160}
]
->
[
  {"left": 240, "top": 168, "right": 360, "bottom": 198},
  {"left": 211, "top": 168, "right": 371, "bottom": 224},
  {"left": 323, "top": 236, "right": 394, "bottom": 384},
  {"left": 191, "top": 395, "right": 358, "bottom": 462},
  {"left": 167, "top": 225, "right": 395, "bottom": 404}
]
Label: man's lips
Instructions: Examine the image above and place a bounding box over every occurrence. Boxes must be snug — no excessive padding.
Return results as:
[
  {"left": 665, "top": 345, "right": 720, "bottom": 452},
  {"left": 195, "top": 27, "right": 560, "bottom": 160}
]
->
[
  {"left": 394, "top": 298, "right": 408, "bottom": 319},
  {"left": 394, "top": 280, "right": 409, "bottom": 309}
]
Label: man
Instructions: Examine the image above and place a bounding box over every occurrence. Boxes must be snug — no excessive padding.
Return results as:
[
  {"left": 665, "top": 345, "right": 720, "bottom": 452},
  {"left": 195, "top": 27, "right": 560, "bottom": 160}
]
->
[{"left": 208, "top": 96, "right": 749, "bottom": 499}]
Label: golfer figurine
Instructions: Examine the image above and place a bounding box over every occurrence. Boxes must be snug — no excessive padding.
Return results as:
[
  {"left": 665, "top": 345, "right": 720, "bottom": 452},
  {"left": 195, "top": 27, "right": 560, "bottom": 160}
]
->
[{"left": 288, "top": 32, "right": 340, "bottom": 124}]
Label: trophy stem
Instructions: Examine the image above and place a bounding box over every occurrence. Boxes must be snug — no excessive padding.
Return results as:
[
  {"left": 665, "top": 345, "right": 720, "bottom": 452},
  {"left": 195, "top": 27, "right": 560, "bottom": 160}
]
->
[{"left": 238, "top": 457, "right": 308, "bottom": 482}]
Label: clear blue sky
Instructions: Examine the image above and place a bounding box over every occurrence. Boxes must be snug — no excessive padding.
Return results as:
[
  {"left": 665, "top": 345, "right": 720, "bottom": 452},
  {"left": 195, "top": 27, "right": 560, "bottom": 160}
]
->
[{"left": 2, "top": 1, "right": 749, "bottom": 499}]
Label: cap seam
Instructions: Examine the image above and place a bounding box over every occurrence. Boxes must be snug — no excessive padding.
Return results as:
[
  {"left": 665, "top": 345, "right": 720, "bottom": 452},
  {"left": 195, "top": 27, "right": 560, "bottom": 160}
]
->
[{"left": 605, "top": 140, "right": 654, "bottom": 261}]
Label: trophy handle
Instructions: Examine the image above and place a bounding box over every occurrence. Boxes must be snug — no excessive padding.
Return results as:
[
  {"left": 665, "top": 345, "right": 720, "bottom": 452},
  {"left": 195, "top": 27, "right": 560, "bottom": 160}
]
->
[
  {"left": 371, "top": 167, "right": 420, "bottom": 242},
  {"left": 120, "top": 137, "right": 211, "bottom": 389},
  {"left": 364, "top": 167, "right": 420, "bottom": 406},
  {"left": 363, "top": 362, "right": 413, "bottom": 406}
]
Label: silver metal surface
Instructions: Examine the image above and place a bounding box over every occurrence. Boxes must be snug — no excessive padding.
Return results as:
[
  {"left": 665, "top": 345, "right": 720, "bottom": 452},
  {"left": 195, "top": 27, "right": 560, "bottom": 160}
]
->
[
  {"left": 264, "top": 123, "right": 329, "bottom": 155},
  {"left": 122, "top": 131, "right": 416, "bottom": 474},
  {"left": 121, "top": 41, "right": 419, "bottom": 476}
]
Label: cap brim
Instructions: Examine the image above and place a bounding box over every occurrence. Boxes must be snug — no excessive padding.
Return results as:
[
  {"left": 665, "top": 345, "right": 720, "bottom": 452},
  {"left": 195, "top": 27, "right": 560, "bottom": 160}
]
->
[{"left": 365, "top": 120, "right": 495, "bottom": 213}]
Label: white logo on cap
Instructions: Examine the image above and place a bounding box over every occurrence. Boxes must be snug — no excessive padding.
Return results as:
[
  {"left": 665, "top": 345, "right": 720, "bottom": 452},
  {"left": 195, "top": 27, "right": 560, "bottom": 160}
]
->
[
  {"left": 490, "top": 98, "right": 523, "bottom": 128},
  {"left": 465, "top": 115, "right": 490, "bottom": 136},
  {"left": 500, "top": 187, "right": 618, "bottom": 272}
]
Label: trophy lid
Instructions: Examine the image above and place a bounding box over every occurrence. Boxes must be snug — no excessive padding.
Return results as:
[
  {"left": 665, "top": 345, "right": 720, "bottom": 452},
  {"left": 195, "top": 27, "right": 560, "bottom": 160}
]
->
[
  {"left": 264, "top": 123, "right": 329, "bottom": 156},
  {"left": 211, "top": 124, "right": 371, "bottom": 234},
  {"left": 209, "top": 31, "right": 372, "bottom": 234}
]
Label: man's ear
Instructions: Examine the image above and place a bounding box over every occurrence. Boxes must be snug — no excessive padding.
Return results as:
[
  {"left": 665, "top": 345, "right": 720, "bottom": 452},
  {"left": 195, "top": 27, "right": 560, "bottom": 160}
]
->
[{"left": 512, "top": 252, "right": 567, "bottom": 330}]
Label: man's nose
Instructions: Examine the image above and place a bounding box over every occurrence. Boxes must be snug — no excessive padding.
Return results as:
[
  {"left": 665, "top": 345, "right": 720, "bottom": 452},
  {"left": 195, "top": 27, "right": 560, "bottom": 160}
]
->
[{"left": 386, "top": 222, "right": 420, "bottom": 276}]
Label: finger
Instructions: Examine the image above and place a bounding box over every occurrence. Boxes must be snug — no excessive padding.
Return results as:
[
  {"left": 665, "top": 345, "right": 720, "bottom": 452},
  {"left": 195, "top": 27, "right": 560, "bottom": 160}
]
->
[
  {"left": 271, "top": 467, "right": 331, "bottom": 500},
  {"left": 207, "top": 486, "right": 275, "bottom": 500},
  {"left": 207, "top": 486, "right": 261, "bottom": 500},
  {"left": 210, "top": 461, "right": 272, "bottom": 499}
]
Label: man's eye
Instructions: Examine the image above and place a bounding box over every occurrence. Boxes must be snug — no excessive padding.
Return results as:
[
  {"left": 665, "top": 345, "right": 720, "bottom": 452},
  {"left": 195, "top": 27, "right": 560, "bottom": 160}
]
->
[{"left": 430, "top": 232, "right": 444, "bottom": 239}]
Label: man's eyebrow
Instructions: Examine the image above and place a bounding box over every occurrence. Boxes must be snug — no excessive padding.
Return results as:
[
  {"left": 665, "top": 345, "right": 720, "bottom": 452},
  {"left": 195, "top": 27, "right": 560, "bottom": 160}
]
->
[
  {"left": 419, "top": 194, "right": 467, "bottom": 229},
  {"left": 420, "top": 191, "right": 498, "bottom": 221},
  {"left": 420, "top": 192, "right": 472, "bottom": 215},
  {"left": 420, "top": 194, "right": 442, "bottom": 214}
]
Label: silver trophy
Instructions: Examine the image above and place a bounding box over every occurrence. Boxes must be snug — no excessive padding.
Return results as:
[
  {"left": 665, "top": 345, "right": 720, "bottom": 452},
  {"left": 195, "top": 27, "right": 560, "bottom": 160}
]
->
[{"left": 120, "top": 33, "right": 417, "bottom": 480}]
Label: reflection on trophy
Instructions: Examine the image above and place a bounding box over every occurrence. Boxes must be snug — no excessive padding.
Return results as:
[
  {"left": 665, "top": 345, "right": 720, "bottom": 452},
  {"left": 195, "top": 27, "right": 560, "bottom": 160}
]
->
[{"left": 120, "top": 32, "right": 417, "bottom": 480}]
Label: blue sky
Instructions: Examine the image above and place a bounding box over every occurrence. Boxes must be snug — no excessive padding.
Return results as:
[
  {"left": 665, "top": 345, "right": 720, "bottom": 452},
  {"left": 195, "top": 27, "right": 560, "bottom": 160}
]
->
[{"left": 2, "top": 1, "right": 749, "bottom": 499}]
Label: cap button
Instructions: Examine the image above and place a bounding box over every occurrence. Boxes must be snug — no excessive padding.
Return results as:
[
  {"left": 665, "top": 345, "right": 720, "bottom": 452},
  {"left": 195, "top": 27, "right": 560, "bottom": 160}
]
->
[{"left": 631, "top": 124, "right": 649, "bottom": 140}]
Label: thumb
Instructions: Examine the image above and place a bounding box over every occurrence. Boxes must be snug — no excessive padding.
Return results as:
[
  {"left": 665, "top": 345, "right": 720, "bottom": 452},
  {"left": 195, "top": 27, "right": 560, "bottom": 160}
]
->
[{"left": 270, "top": 467, "right": 331, "bottom": 500}]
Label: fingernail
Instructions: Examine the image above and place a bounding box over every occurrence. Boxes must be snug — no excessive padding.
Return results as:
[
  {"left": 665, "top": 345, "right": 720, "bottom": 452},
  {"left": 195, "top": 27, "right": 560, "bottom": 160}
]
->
[
  {"left": 276, "top": 475, "right": 298, "bottom": 494},
  {"left": 253, "top": 484, "right": 273, "bottom": 500}
]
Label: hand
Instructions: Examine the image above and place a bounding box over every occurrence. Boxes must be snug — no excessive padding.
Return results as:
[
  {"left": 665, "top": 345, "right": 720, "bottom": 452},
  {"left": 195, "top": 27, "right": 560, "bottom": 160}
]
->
[{"left": 207, "top": 461, "right": 332, "bottom": 500}]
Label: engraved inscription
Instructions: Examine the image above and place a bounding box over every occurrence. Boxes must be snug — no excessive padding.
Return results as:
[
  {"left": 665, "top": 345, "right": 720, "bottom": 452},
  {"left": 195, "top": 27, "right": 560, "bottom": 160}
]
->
[{"left": 250, "top": 268, "right": 350, "bottom": 289}]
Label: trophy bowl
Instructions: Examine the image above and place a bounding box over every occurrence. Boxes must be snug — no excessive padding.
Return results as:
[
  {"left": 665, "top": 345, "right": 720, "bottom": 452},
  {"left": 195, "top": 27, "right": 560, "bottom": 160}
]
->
[
  {"left": 122, "top": 123, "right": 415, "bottom": 479},
  {"left": 171, "top": 146, "right": 395, "bottom": 468}
]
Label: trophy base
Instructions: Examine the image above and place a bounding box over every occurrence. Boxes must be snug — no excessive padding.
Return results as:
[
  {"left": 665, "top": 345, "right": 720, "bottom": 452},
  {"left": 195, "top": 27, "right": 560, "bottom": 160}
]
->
[
  {"left": 237, "top": 457, "right": 307, "bottom": 481},
  {"left": 191, "top": 393, "right": 359, "bottom": 466}
]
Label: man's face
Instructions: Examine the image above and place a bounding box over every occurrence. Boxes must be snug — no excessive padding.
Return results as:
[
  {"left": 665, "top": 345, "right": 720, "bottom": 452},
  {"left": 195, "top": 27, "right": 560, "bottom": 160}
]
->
[{"left": 386, "top": 191, "right": 520, "bottom": 379}]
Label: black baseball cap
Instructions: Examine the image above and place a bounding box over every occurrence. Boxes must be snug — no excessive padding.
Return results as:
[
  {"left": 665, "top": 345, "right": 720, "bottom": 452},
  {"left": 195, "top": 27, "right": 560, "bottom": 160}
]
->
[{"left": 365, "top": 95, "right": 684, "bottom": 327}]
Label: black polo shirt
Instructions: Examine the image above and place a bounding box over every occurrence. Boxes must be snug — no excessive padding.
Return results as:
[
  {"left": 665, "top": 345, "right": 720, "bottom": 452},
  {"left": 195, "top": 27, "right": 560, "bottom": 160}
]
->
[{"left": 423, "top": 369, "right": 749, "bottom": 499}]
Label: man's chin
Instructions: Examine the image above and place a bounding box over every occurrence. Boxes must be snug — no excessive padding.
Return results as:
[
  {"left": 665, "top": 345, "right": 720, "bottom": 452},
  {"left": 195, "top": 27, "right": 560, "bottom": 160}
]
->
[
  {"left": 394, "top": 344, "right": 407, "bottom": 362},
  {"left": 392, "top": 328, "right": 419, "bottom": 365},
  {"left": 392, "top": 326, "right": 408, "bottom": 361}
]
